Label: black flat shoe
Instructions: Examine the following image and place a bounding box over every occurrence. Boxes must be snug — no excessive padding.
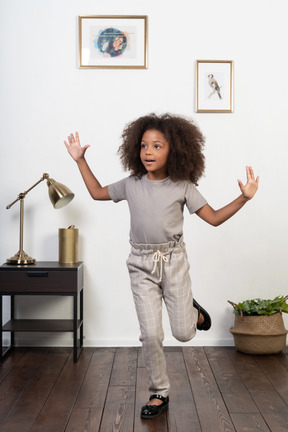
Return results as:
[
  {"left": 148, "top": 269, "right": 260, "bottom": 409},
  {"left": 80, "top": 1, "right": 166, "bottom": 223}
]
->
[
  {"left": 193, "top": 299, "right": 211, "bottom": 331},
  {"left": 141, "top": 394, "right": 169, "bottom": 419}
]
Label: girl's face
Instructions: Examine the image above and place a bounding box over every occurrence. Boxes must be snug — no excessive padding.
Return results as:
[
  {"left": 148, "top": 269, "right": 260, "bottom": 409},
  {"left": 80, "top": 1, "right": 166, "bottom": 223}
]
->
[{"left": 140, "top": 129, "right": 170, "bottom": 180}]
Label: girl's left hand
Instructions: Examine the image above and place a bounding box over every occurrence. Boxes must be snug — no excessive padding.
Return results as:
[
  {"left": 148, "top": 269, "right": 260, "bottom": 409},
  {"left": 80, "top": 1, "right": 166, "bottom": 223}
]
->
[{"left": 238, "top": 166, "right": 259, "bottom": 200}]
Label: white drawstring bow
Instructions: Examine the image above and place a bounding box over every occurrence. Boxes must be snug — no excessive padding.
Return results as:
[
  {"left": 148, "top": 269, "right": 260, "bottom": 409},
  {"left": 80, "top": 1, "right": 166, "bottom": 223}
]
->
[{"left": 151, "top": 250, "right": 169, "bottom": 282}]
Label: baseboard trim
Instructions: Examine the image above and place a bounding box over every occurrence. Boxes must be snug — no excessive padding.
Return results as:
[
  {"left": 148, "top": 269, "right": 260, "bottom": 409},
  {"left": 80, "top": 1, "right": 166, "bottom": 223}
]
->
[{"left": 13, "top": 335, "right": 234, "bottom": 348}]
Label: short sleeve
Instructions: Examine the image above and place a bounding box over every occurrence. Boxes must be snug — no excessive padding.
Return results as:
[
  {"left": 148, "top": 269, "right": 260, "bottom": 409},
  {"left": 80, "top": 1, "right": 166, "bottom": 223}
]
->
[
  {"left": 108, "top": 177, "right": 129, "bottom": 203},
  {"left": 185, "top": 183, "right": 207, "bottom": 214}
]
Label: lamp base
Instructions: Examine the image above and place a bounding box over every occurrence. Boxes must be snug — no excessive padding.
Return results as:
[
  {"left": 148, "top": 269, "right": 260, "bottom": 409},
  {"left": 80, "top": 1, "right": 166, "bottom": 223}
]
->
[{"left": 6, "top": 249, "right": 35, "bottom": 265}]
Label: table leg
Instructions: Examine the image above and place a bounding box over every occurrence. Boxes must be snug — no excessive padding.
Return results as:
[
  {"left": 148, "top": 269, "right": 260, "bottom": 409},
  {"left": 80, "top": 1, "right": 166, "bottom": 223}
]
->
[
  {"left": 80, "top": 289, "right": 83, "bottom": 350},
  {"left": 11, "top": 296, "right": 15, "bottom": 347},
  {"left": 0, "top": 295, "right": 2, "bottom": 360},
  {"left": 73, "top": 293, "right": 77, "bottom": 362}
]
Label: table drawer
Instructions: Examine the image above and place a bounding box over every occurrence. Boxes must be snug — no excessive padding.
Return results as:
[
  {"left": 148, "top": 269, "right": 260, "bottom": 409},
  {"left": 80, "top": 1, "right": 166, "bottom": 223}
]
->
[{"left": 0, "top": 270, "right": 79, "bottom": 293}]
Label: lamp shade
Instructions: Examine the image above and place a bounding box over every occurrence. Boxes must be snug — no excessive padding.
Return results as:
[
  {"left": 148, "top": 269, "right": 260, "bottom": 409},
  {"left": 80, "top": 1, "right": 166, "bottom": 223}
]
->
[{"left": 47, "top": 178, "right": 75, "bottom": 209}]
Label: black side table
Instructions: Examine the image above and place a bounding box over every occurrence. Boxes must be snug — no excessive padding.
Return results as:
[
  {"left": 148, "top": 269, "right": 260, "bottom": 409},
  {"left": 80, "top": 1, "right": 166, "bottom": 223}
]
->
[{"left": 0, "top": 261, "right": 83, "bottom": 362}]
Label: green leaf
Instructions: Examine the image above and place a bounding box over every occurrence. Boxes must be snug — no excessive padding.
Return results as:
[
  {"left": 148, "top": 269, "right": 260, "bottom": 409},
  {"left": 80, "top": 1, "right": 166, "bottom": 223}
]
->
[{"left": 231, "top": 295, "right": 288, "bottom": 316}]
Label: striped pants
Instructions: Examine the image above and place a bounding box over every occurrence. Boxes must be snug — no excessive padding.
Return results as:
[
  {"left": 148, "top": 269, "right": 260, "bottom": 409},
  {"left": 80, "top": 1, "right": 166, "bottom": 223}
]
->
[{"left": 126, "top": 237, "right": 198, "bottom": 398}]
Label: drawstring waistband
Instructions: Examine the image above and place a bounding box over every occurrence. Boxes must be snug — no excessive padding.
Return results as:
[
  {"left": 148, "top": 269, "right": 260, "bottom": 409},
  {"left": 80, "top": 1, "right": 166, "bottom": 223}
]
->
[
  {"left": 129, "top": 236, "right": 184, "bottom": 283},
  {"left": 151, "top": 250, "right": 169, "bottom": 282}
]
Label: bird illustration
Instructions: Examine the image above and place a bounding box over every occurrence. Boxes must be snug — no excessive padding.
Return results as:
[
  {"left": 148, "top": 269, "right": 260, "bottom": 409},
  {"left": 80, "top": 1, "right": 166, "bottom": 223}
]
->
[{"left": 208, "top": 74, "right": 222, "bottom": 99}]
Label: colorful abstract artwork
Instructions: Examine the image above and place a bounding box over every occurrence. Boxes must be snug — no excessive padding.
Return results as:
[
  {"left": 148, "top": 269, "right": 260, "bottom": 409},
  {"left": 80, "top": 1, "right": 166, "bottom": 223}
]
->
[
  {"left": 95, "top": 28, "right": 127, "bottom": 58},
  {"left": 79, "top": 16, "right": 148, "bottom": 69}
]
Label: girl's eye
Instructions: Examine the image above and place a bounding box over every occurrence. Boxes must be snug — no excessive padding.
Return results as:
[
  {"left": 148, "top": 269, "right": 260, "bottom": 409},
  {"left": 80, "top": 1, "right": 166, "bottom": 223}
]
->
[
  {"left": 154, "top": 145, "right": 161, "bottom": 149},
  {"left": 141, "top": 143, "right": 147, "bottom": 148}
]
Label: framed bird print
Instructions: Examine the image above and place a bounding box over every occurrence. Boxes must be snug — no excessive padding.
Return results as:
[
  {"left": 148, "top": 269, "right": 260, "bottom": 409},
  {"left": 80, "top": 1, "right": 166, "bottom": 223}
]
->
[
  {"left": 78, "top": 15, "right": 148, "bottom": 69},
  {"left": 196, "top": 60, "right": 234, "bottom": 113}
]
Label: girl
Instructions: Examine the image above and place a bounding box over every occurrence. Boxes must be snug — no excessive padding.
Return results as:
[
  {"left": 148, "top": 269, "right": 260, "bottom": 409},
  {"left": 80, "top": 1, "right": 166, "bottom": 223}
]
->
[{"left": 64, "top": 113, "right": 259, "bottom": 419}]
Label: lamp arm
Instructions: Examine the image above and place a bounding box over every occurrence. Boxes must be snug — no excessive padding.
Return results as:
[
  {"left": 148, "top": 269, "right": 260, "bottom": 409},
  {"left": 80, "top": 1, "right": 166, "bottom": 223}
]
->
[{"left": 6, "top": 173, "right": 50, "bottom": 209}]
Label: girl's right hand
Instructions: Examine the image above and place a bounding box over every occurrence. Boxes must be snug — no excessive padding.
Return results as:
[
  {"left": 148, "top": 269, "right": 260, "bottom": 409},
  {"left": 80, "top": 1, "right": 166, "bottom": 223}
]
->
[{"left": 64, "top": 131, "right": 90, "bottom": 162}]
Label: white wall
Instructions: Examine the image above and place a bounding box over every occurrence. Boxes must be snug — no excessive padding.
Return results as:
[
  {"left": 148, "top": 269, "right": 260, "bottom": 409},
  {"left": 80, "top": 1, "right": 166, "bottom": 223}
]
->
[{"left": 1, "top": 0, "right": 287, "bottom": 347}]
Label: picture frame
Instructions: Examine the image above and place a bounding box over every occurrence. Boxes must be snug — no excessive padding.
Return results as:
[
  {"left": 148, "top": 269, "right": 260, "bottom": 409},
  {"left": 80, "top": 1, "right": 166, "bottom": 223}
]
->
[
  {"left": 78, "top": 15, "right": 148, "bottom": 69},
  {"left": 196, "top": 60, "right": 234, "bottom": 113}
]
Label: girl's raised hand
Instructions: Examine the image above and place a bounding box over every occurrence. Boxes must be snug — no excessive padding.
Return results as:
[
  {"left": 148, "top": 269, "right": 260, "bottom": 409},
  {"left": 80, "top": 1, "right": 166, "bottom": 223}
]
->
[
  {"left": 64, "top": 132, "right": 90, "bottom": 162},
  {"left": 237, "top": 166, "right": 259, "bottom": 200}
]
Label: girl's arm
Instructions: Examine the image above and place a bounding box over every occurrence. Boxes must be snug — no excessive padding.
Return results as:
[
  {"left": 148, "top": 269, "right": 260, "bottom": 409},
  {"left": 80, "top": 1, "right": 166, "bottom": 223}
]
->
[
  {"left": 196, "top": 166, "right": 259, "bottom": 226},
  {"left": 64, "top": 132, "right": 111, "bottom": 201}
]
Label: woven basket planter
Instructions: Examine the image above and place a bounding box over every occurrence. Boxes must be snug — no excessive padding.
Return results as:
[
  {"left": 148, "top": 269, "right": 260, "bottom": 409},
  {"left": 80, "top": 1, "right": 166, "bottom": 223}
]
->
[
  {"left": 228, "top": 299, "right": 288, "bottom": 355},
  {"left": 230, "top": 313, "right": 287, "bottom": 354}
]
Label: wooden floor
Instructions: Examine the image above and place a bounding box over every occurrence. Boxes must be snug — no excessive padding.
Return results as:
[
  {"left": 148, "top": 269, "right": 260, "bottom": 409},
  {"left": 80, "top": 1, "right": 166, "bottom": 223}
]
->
[{"left": 1, "top": 346, "right": 288, "bottom": 432}]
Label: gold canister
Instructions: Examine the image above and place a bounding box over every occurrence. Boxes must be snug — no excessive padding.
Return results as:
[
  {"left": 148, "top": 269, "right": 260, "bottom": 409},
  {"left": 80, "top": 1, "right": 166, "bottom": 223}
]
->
[{"left": 59, "top": 225, "right": 78, "bottom": 263}]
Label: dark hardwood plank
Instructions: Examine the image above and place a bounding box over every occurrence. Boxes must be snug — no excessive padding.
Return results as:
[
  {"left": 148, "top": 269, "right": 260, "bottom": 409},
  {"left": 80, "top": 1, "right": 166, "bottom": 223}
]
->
[
  {"left": 0, "top": 348, "right": 49, "bottom": 424},
  {"left": 110, "top": 347, "right": 138, "bottom": 386},
  {"left": 166, "top": 350, "right": 202, "bottom": 432},
  {"left": 205, "top": 347, "right": 259, "bottom": 413},
  {"left": 0, "top": 349, "right": 71, "bottom": 432},
  {"left": 66, "top": 347, "right": 116, "bottom": 432},
  {"left": 255, "top": 355, "right": 288, "bottom": 404},
  {"left": 229, "top": 349, "right": 288, "bottom": 432},
  {"left": 0, "top": 348, "right": 27, "bottom": 383},
  {"left": 89, "top": 347, "right": 116, "bottom": 365},
  {"left": 99, "top": 385, "right": 135, "bottom": 432},
  {"left": 30, "top": 348, "right": 94, "bottom": 432},
  {"left": 73, "top": 348, "right": 115, "bottom": 410},
  {"left": 275, "top": 350, "right": 288, "bottom": 370},
  {"left": 65, "top": 408, "right": 102, "bottom": 432},
  {"left": 65, "top": 348, "right": 115, "bottom": 431},
  {"left": 183, "top": 347, "right": 235, "bottom": 432},
  {"left": 231, "top": 413, "right": 271, "bottom": 432}
]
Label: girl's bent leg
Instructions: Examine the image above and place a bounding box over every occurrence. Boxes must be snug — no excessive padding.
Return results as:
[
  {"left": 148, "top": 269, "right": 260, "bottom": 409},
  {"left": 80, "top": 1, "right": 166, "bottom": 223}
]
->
[{"left": 163, "top": 245, "right": 198, "bottom": 342}]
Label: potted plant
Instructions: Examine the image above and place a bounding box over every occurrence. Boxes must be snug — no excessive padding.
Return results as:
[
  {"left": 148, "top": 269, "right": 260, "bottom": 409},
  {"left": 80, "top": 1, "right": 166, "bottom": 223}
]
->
[{"left": 228, "top": 295, "right": 288, "bottom": 354}]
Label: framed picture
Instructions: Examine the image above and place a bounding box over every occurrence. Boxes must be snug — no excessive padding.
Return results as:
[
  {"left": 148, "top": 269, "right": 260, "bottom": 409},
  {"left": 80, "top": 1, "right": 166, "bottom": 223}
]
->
[
  {"left": 196, "top": 60, "right": 234, "bottom": 113},
  {"left": 78, "top": 15, "right": 148, "bottom": 69}
]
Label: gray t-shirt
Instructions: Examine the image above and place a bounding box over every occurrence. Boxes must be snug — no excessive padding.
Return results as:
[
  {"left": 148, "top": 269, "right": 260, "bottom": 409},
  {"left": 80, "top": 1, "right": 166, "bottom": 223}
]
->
[{"left": 108, "top": 175, "right": 207, "bottom": 244}]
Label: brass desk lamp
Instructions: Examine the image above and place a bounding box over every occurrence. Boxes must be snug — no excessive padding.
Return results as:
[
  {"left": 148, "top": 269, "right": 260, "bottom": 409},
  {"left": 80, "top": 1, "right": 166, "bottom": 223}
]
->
[{"left": 6, "top": 173, "right": 74, "bottom": 265}]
